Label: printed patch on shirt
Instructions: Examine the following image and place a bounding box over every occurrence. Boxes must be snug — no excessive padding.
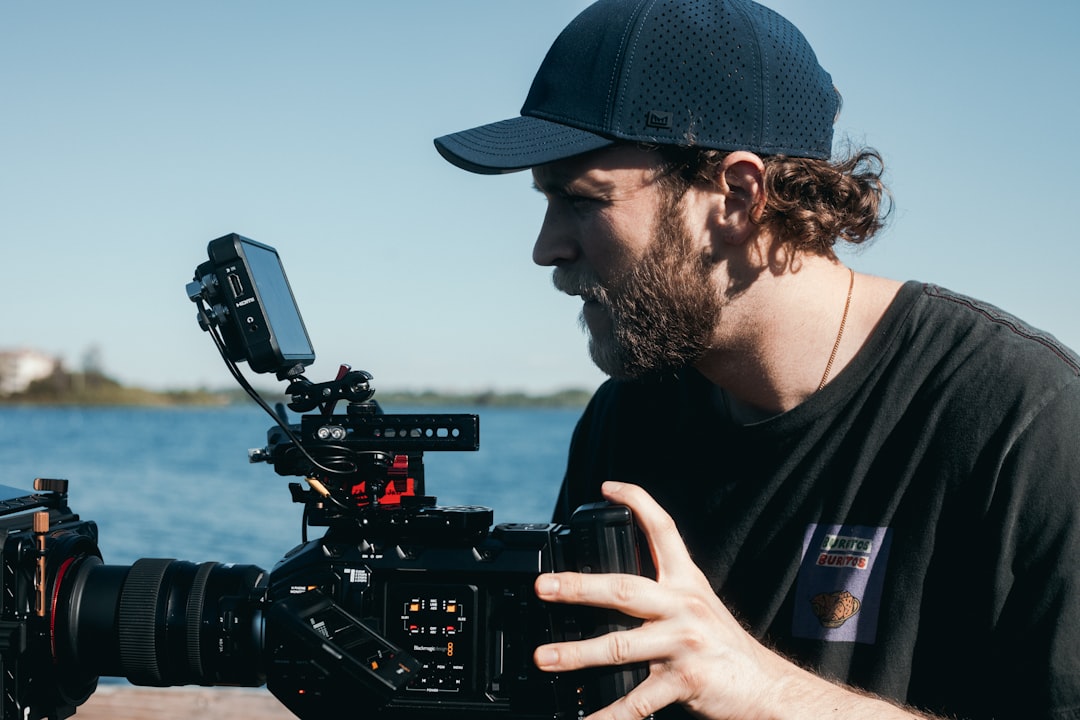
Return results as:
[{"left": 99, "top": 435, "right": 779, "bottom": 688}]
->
[{"left": 791, "top": 524, "right": 892, "bottom": 644}]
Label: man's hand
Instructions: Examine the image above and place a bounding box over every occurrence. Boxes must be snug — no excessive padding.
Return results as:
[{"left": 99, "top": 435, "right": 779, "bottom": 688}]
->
[{"left": 532, "top": 481, "right": 934, "bottom": 720}]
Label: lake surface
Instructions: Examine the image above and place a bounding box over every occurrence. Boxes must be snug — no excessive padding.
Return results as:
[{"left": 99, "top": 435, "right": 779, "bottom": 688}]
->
[{"left": 0, "top": 404, "right": 583, "bottom": 570}]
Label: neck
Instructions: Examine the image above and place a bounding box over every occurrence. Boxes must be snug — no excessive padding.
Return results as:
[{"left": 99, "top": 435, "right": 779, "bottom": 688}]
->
[{"left": 694, "top": 259, "right": 900, "bottom": 414}]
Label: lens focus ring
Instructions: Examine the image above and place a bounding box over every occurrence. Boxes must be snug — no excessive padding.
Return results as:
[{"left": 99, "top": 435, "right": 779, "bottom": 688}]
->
[{"left": 117, "top": 558, "right": 174, "bottom": 685}]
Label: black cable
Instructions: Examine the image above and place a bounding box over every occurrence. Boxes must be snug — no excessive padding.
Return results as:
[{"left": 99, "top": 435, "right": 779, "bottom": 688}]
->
[{"left": 193, "top": 301, "right": 358, "bottom": 513}]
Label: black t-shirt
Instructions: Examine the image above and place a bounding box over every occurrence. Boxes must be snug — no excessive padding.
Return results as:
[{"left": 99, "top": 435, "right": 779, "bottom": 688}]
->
[{"left": 555, "top": 282, "right": 1080, "bottom": 720}]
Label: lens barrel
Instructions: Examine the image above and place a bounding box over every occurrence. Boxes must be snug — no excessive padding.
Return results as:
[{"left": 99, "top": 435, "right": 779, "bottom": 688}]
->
[{"left": 54, "top": 557, "right": 267, "bottom": 687}]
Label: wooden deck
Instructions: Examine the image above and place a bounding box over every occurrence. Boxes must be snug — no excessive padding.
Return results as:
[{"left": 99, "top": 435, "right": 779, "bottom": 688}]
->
[{"left": 74, "top": 686, "right": 295, "bottom": 720}]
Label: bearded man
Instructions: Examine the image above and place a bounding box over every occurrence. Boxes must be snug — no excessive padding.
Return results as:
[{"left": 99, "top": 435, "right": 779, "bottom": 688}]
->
[{"left": 434, "top": 1, "right": 1080, "bottom": 719}]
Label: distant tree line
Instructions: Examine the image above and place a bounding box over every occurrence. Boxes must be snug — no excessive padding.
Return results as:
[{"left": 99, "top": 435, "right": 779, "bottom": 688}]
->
[
  {"left": 0, "top": 366, "right": 227, "bottom": 406},
  {"left": 0, "top": 365, "right": 593, "bottom": 409}
]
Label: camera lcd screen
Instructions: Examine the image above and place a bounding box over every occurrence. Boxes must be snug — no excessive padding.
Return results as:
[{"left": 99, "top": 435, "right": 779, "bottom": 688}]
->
[
  {"left": 203, "top": 233, "right": 316, "bottom": 374},
  {"left": 241, "top": 239, "right": 314, "bottom": 365}
]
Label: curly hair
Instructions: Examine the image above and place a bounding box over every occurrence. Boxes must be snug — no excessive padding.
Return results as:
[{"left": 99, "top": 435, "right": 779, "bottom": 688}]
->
[{"left": 654, "top": 145, "right": 892, "bottom": 258}]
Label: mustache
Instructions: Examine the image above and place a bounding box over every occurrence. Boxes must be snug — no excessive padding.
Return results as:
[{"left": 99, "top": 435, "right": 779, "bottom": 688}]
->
[{"left": 551, "top": 266, "right": 610, "bottom": 302}]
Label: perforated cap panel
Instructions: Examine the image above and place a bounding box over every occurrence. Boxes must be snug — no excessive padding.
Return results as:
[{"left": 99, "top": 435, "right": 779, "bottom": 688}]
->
[{"left": 435, "top": 0, "right": 838, "bottom": 174}]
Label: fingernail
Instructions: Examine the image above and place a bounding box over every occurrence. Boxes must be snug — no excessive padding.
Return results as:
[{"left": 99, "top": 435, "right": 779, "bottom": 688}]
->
[
  {"left": 603, "top": 480, "right": 624, "bottom": 493},
  {"left": 534, "top": 646, "right": 559, "bottom": 668},
  {"left": 535, "top": 574, "right": 560, "bottom": 596}
]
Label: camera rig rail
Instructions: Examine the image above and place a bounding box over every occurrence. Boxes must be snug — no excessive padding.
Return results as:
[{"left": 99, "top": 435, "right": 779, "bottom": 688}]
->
[{"left": 252, "top": 364, "right": 486, "bottom": 537}]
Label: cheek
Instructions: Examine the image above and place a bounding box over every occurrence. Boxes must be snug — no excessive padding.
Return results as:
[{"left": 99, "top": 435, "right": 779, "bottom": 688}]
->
[{"left": 580, "top": 215, "right": 653, "bottom": 281}]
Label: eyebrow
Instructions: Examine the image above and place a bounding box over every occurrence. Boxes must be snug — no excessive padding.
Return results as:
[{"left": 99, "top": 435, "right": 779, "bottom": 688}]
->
[
  {"left": 531, "top": 169, "right": 570, "bottom": 196},
  {"left": 531, "top": 178, "right": 577, "bottom": 198},
  {"left": 532, "top": 171, "right": 616, "bottom": 198}
]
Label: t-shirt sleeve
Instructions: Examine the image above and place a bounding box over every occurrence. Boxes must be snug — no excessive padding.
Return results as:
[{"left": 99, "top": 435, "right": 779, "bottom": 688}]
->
[{"left": 987, "top": 378, "right": 1080, "bottom": 718}]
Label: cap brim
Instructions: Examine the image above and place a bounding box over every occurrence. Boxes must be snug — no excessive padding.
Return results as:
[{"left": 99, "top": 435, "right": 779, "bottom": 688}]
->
[{"left": 434, "top": 116, "right": 616, "bottom": 175}]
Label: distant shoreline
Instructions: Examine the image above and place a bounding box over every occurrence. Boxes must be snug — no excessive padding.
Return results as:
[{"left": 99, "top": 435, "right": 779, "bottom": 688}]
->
[{"left": 0, "top": 372, "right": 594, "bottom": 409}]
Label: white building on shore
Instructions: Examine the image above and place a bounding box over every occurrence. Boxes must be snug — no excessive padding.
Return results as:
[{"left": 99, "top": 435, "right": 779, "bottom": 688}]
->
[{"left": 0, "top": 349, "right": 59, "bottom": 395}]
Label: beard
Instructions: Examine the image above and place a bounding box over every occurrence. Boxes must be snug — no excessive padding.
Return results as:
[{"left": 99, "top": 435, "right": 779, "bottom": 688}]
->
[{"left": 552, "top": 202, "right": 723, "bottom": 381}]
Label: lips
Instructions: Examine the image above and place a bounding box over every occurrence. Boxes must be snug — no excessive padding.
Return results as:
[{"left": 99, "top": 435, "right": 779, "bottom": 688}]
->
[
  {"left": 552, "top": 267, "right": 604, "bottom": 303},
  {"left": 573, "top": 282, "right": 604, "bottom": 303},
  {"left": 579, "top": 291, "right": 605, "bottom": 313},
  {"left": 561, "top": 285, "right": 601, "bottom": 306}
]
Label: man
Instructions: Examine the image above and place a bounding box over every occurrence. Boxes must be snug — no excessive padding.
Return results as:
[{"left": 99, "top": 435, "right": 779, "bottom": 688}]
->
[{"left": 434, "top": 1, "right": 1080, "bottom": 719}]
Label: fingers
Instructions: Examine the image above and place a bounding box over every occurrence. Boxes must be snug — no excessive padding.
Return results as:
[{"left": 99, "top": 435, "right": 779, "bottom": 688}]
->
[
  {"left": 535, "top": 481, "right": 711, "bottom": 615},
  {"left": 535, "top": 639, "right": 686, "bottom": 720},
  {"left": 530, "top": 483, "right": 770, "bottom": 720},
  {"left": 600, "top": 481, "right": 700, "bottom": 582},
  {"left": 531, "top": 482, "right": 720, "bottom": 719},
  {"left": 589, "top": 674, "right": 678, "bottom": 720},
  {"left": 533, "top": 621, "right": 670, "bottom": 671},
  {"left": 535, "top": 570, "right": 668, "bottom": 618}
]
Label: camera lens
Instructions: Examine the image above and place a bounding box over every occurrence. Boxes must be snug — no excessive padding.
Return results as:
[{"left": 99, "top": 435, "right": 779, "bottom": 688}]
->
[{"left": 53, "top": 557, "right": 267, "bottom": 687}]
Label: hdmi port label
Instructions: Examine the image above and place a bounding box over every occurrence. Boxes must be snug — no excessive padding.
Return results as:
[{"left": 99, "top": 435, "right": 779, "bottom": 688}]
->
[{"left": 227, "top": 273, "right": 244, "bottom": 298}]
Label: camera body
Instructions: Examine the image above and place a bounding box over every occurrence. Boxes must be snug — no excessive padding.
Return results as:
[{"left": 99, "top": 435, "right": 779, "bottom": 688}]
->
[
  {"left": 0, "top": 234, "right": 648, "bottom": 720},
  {"left": 264, "top": 498, "right": 644, "bottom": 719},
  {"left": 252, "top": 395, "right": 646, "bottom": 718}
]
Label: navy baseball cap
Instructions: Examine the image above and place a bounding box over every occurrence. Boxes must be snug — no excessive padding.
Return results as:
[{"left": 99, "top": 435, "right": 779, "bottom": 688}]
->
[{"left": 435, "top": 0, "right": 839, "bottom": 175}]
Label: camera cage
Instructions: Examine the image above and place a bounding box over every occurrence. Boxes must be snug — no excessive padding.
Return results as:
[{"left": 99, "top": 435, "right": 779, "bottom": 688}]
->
[{"left": 0, "top": 478, "right": 102, "bottom": 720}]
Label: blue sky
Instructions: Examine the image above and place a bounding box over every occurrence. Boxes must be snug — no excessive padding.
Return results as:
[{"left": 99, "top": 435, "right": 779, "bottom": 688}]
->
[{"left": 2, "top": 1, "right": 1078, "bottom": 394}]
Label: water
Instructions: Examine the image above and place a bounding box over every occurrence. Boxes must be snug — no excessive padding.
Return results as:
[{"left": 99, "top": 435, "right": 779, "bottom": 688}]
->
[{"left": 0, "top": 404, "right": 582, "bottom": 570}]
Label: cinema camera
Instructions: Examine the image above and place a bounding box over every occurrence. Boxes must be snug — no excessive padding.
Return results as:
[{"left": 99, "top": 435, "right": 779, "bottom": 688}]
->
[{"left": 0, "top": 234, "right": 647, "bottom": 720}]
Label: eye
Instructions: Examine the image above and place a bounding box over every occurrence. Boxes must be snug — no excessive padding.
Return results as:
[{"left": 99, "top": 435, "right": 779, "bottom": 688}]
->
[
  {"left": 567, "top": 194, "right": 599, "bottom": 208},
  {"left": 532, "top": 182, "right": 608, "bottom": 213},
  {"left": 561, "top": 190, "right": 614, "bottom": 216}
]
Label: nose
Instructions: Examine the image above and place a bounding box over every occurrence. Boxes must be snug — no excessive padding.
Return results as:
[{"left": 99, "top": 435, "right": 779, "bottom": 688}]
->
[{"left": 532, "top": 205, "right": 579, "bottom": 267}]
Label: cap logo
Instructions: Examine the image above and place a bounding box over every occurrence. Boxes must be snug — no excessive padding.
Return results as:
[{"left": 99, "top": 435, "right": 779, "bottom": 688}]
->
[{"left": 645, "top": 110, "right": 673, "bottom": 130}]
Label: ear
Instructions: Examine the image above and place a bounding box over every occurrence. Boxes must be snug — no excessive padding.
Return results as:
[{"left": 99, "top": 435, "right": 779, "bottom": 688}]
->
[{"left": 711, "top": 151, "right": 766, "bottom": 243}]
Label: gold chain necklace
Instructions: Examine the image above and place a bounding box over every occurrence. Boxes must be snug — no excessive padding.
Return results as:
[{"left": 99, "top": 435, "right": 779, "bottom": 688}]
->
[{"left": 817, "top": 268, "right": 855, "bottom": 391}]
